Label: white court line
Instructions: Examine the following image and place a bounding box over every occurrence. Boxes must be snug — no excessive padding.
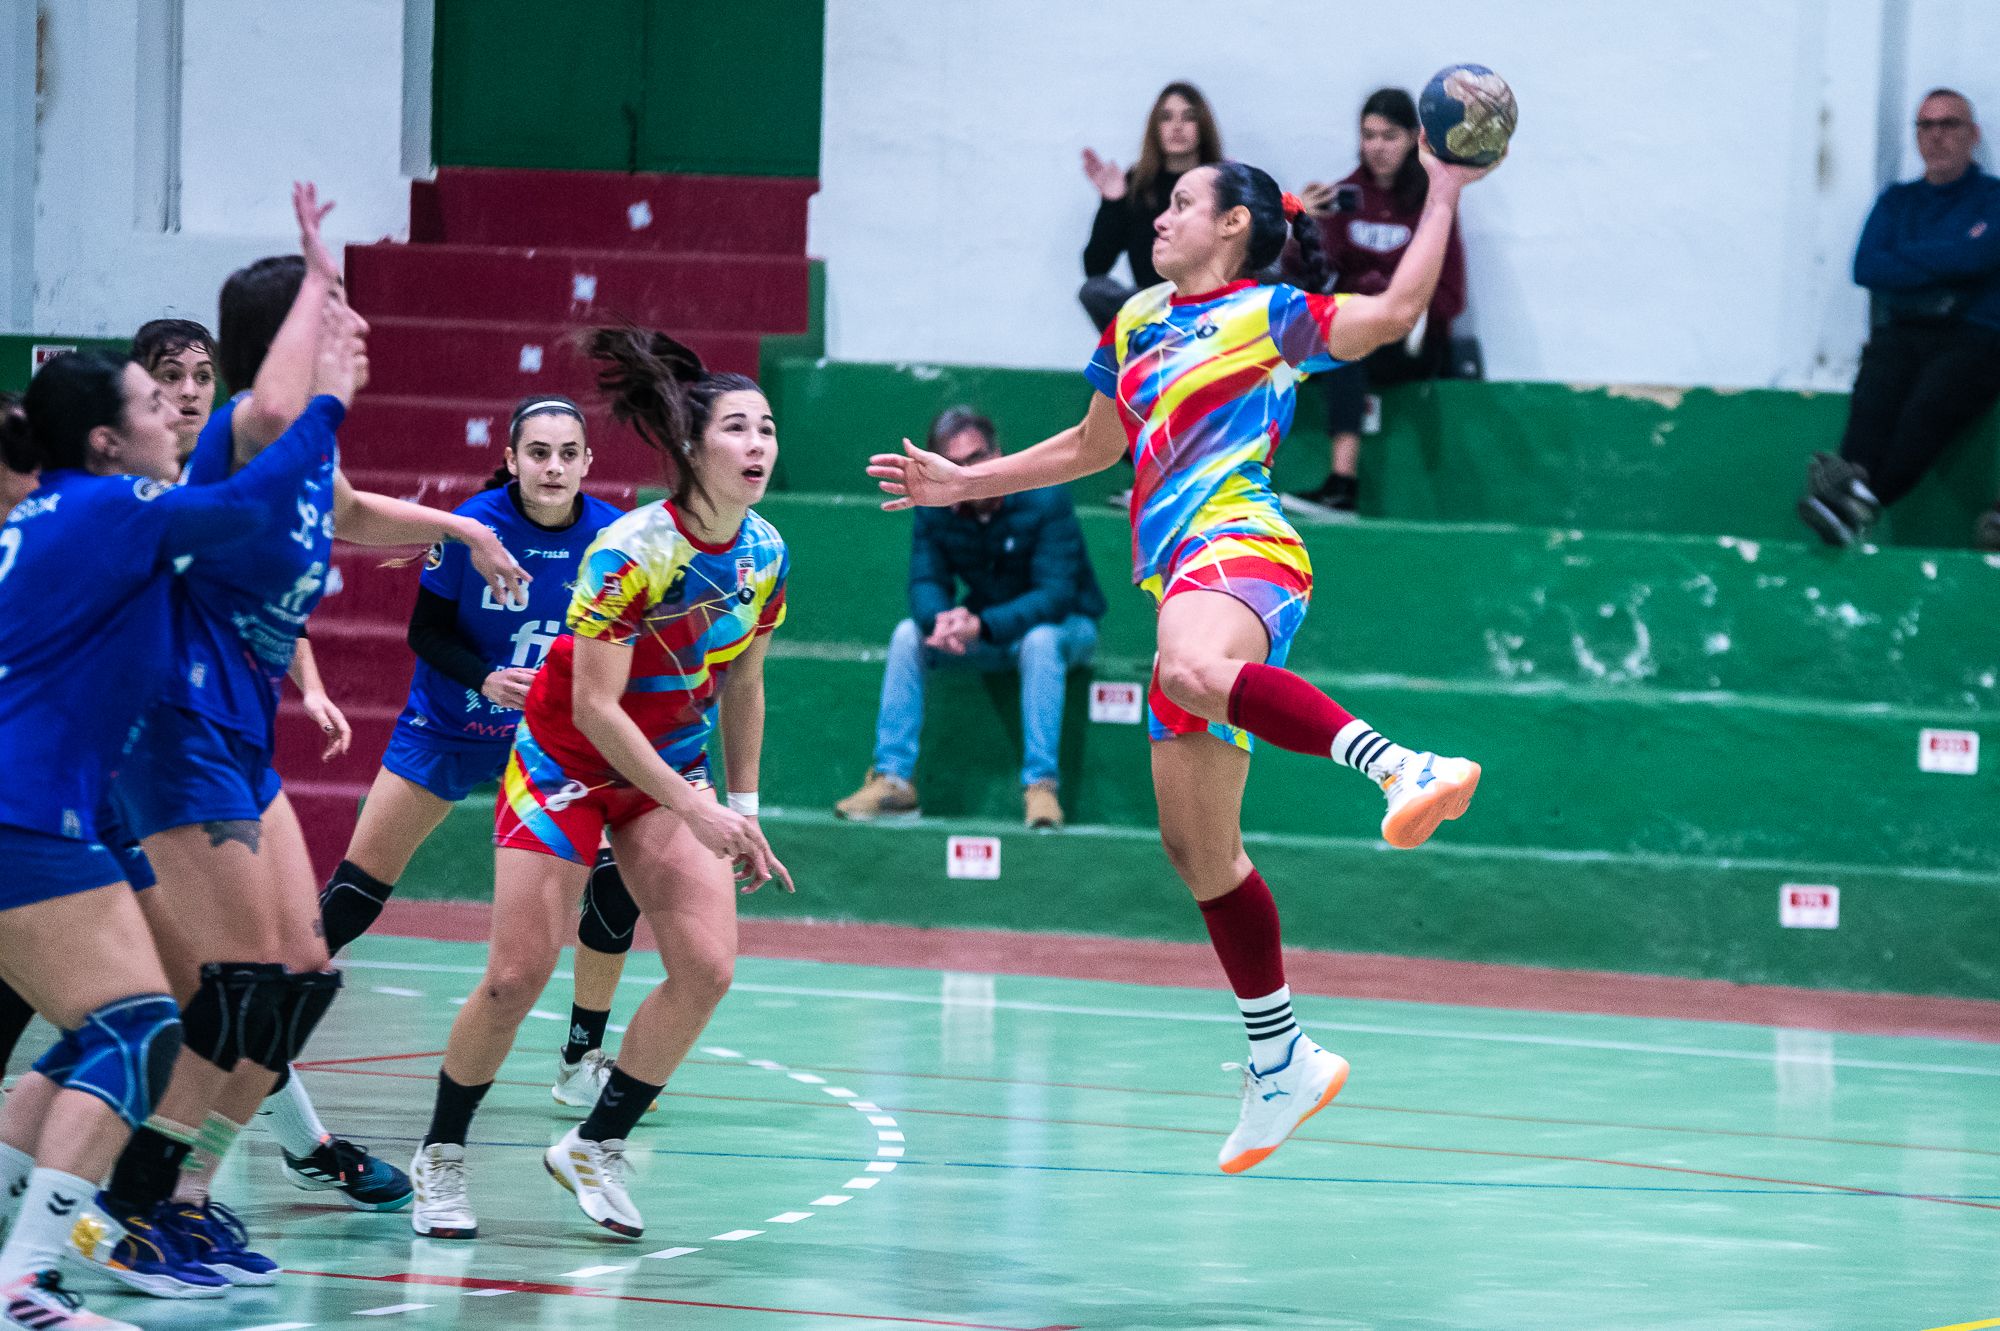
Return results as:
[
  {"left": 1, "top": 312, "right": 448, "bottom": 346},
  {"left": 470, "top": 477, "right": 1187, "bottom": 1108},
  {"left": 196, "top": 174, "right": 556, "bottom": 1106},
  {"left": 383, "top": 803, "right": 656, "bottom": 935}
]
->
[
  {"left": 560, "top": 1264, "right": 628, "bottom": 1279},
  {"left": 527, "top": 1009, "right": 564, "bottom": 1022},
  {"left": 463, "top": 1290, "right": 513, "bottom": 1297},
  {"left": 747, "top": 1058, "right": 785, "bottom": 1070},
  {"left": 877, "top": 1145, "right": 905, "bottom": 1158},
  {"left": 845, "top": 1177, "right": 880, "bottom": 1189},
  {"left": 370, "top": 986, "right": 422, "bottom": 998},
  {"left": 865, "top": 1161, "right": 897, "bottom": 1172},
  {"left": 701, "top": 1046, "right": 743, "bottom": 1059},
  {"left": 767, "top": 1211, "right": 813, "bottom": 1223},
  {"left": 354, "top": 1306, "right": 433, "bottom": 1318},
  {"left": 235, "top": 1323, "right": 315, "bottom": 1330},
  {"left": 788, "top": 1071, "right": 826, "bottom": 1084},
  {"left": 342, "top": 960, "right": 2000, "bottom": 1077},
  {"left": 813, "top": 1194, "right": 852, "bottom": 1206},
  {"left": 822, "top": 1086, "right": 858, "bottom": 1098},
  {"left": 646, "top": 1246, "right": 701, "bottom": 1260},
  {"left": 878, "top": 1130, "right": 905, "bottom": 1142},
  {"left": 867, "top": 1115, "right": 897, "bottom": 1126},
  {"left": 711, "top": 1229, "right": 763, "bottom": 1241},
  {"left": 850, "top": 1101, "right": 882, "bottom": 1112}
]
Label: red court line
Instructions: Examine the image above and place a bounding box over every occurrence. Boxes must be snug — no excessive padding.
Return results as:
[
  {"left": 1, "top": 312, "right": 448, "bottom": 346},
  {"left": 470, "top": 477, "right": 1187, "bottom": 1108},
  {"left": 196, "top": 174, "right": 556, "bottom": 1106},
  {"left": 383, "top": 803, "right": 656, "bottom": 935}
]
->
[
  {"left": 300, "top": 1059, "right": 1999, "bottom": 1211},
  {"left": 290, "top": 1269, "right": 1079, "bottom": 1330}
]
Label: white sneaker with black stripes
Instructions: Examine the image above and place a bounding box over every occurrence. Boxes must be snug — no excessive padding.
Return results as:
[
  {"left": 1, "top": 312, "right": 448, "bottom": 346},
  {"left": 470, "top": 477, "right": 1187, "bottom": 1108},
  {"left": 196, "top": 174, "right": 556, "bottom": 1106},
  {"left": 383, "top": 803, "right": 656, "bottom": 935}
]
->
[{"left": 2, "top": 1270, "right": 140, "bottom": 1331}]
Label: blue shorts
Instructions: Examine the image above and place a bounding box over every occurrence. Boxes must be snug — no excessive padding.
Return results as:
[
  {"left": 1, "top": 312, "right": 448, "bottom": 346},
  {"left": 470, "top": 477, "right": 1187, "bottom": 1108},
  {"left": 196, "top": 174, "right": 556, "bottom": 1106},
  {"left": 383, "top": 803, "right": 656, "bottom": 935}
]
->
[
  {"left": 113, "top": 705, "right": 282, "bottom": 842},
  {"left": 382, "top": 724, "right": 508, "bottom": 804},
  {"left": 0, "top": 822, "right": 131, "bottom": 911},
  {"left": 94, "top": 801, "right": 156, "bottom": 893}
]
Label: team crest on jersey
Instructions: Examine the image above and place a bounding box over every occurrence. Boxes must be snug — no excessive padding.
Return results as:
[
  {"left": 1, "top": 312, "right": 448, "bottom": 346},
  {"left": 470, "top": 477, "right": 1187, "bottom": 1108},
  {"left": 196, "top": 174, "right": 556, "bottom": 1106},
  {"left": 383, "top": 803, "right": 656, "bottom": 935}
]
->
[
  {"left": 735, "top": 555, "right": 757, "bottom": 604},
  {"left": 424, "top": 542, "right": 443, "bottom": 571},
  {"left": 132, "top": 478, "right": 173, "bottom": 502}
]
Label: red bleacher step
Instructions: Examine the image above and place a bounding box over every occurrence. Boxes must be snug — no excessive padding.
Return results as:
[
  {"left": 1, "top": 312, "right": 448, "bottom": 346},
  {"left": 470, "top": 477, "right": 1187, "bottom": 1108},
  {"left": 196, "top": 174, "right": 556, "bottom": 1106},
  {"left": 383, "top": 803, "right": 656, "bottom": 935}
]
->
[
  {"left": 339, "top": 395, "right": 667, "bottom": 487},
  {"left": 277, "top": 780, "right": 368, "bottom": 883},
  {"left": 363, "top": 317, "right": 759, "bottom": 400},
  {"left": 346, "top": 243, "right": 810, "bottom": 331},
  {"left": 424, "top": 168, "right": 814, "bottom": 257}
]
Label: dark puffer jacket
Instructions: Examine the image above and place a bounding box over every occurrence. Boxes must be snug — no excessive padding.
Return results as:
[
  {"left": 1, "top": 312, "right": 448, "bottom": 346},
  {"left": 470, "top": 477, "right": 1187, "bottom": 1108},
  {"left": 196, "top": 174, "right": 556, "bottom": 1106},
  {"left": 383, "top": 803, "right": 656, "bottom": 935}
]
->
[{"left": 908, "top": 487, "right": 1107, "bottom": 645}]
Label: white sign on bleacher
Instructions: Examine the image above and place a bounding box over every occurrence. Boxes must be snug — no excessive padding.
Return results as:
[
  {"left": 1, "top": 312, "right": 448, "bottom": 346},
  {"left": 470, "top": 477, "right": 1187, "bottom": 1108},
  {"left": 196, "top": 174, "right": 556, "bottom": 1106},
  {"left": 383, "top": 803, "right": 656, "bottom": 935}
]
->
[
  {"left": 1089, "top": 682, "right": 1143, "bottom": 725},
  {"left": 1917, "top": 728, "right": 1979, "bottom": 775},
  {"left": 1778, "top": 884, "right": 1839, "bottom": 930},
  {"left": 946, "top": 836, "right": 1001, "bottom": 881}
]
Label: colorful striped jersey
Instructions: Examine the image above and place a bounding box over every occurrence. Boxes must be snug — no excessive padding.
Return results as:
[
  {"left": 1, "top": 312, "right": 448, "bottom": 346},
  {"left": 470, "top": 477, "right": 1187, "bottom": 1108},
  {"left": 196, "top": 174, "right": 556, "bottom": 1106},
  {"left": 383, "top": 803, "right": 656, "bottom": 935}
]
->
[
  {"left": 522, "top": 501, "right": 787, "bottom": 783},
  {"left": 1084, "top": 278, "right": 1347, "bottom": 584}
]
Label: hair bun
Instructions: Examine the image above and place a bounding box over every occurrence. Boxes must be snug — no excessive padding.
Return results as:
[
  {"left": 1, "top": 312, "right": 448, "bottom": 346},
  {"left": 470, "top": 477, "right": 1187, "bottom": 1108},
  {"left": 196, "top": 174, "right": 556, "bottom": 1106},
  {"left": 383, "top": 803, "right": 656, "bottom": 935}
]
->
[{"left": 0, "top": 393, "right": 35, "bottom": 475}]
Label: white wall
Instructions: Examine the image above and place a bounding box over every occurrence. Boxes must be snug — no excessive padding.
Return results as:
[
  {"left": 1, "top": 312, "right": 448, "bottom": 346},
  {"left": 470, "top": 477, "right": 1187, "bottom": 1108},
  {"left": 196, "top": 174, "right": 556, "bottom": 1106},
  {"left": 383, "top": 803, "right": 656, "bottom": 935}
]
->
[
  {"left": 813, "top": 0, "right": 1970, "bottom": 389},
  {"left": 27, "top": 0, "right": 414, "bottom": 337}
]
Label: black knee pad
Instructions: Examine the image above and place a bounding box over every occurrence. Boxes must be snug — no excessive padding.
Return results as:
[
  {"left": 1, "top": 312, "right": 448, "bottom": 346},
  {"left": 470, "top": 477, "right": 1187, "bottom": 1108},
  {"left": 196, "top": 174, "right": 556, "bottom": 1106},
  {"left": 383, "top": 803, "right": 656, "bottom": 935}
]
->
[
  {"left": 578, "top": 849, "right": 639, "bottom": 955},
  {"left": 181, "top": 962, "right": 287, "bottom": 1071},
  {"left": 255, "top": 970, "right": 343, "bottom": 1073}
]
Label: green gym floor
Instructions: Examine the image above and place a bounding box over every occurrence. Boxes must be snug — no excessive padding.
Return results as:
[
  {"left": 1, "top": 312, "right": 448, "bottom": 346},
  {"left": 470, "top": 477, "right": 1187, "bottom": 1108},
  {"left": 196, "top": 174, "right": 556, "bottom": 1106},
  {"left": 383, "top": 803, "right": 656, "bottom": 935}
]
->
[{"left": 43, "top": 928, "right": 2000, "bottom": 1331}]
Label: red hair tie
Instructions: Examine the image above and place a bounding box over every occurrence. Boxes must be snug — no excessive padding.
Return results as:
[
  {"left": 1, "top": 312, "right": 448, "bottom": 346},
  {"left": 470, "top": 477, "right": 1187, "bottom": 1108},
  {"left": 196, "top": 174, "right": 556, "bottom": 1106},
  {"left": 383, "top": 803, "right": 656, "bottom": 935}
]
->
[{"left": 1280, "top": 191, "right": 1306, "bottom": 221}]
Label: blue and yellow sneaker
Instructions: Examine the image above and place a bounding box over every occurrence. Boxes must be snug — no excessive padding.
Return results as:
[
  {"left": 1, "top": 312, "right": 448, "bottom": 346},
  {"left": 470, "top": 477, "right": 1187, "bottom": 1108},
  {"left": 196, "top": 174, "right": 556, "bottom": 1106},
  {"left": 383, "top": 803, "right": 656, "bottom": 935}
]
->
[
  {"left": 66, "top": 1195, "right": 228, "bottom": 1299},
  {"left": 159, "top": 1199, "right": 278, "bottom": 1287},
  {"left": 281, "top": 1136, "right": 412, "bottom": 1212}
]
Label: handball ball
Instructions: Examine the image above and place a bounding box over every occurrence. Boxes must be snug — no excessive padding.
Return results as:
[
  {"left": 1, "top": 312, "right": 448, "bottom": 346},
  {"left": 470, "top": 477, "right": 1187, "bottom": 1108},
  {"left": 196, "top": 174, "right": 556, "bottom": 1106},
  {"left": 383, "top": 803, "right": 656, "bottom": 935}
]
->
[{"left": 1419, "top": 64, "right": 1517, "bottom": 167}]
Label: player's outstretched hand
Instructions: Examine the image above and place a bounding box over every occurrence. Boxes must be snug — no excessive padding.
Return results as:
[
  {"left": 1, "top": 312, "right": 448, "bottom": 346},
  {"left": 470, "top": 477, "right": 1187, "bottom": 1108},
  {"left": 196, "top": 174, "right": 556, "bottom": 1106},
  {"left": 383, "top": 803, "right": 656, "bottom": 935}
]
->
[
  {"left": 302, "top": 689, "right": 352, "bottom": 760},
  {"left": 1417, "top": 131, "right": 1504, "bottom": 192},
  {"left": 465, "top": 527, "right": 532, "bottom": 606},
  {"left": 294, "top": 182, "right": 341, "bottom": 286},
  {"left": 868, "top": 438, "right": 971, "bottom": 511}
]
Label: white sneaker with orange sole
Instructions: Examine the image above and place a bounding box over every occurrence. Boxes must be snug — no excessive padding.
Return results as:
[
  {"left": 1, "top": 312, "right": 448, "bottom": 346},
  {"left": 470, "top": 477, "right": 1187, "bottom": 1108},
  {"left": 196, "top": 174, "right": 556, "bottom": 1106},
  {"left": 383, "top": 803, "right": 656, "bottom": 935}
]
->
[
  {"left": 1380, "top": 751, "right": 1480, "bottom": 849},
  {"left": 1217, "top": 1034, "right": 1350, "bottom": 1174}
]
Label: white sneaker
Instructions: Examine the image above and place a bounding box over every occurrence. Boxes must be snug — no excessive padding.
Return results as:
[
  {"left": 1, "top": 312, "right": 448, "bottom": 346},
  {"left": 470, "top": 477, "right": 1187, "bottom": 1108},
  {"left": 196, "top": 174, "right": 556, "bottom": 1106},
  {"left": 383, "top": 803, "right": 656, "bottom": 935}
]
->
[
  {"left": 544, "top": 1126, "right": 643, "bottom": 1239},
  {"left": 1379, "top": 751, "right": 1480, "bottom": 849},
  {"left": 408, "top": 1144, "right": 477, "bottom": 1240},
  {"left": 2, "top": 1270, "right": 140, "bottom": 1330},
  {"left": 1217, "top": 1034, "right": 1350, "bottom": 1174},
  {"left": 551, "top": 1049, "right": 614, "bottom": 1109},
  {"left": 552, "top": 1050, "right": 658, "bottom": 1115}
]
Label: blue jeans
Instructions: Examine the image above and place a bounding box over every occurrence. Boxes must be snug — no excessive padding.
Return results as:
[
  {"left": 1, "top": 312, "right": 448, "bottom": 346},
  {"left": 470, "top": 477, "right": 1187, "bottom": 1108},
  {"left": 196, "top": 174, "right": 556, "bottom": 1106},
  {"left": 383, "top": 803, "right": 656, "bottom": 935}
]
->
[{"left": 871, "top": 615, "right": 1099, "bottom": 788}]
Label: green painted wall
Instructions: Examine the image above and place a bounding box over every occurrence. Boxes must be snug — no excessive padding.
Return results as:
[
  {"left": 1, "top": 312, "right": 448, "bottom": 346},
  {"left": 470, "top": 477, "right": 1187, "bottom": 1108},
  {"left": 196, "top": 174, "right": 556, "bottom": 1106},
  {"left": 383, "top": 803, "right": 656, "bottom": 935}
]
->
[
  {"left": 432, "top": 0, "right": 823, "bottom": 176},
  {"left": 763, "top": 358, "right": 2000, "bottom": 549},
  {"left": 0, "top": 336, "right": 131, "bottom": 394}
]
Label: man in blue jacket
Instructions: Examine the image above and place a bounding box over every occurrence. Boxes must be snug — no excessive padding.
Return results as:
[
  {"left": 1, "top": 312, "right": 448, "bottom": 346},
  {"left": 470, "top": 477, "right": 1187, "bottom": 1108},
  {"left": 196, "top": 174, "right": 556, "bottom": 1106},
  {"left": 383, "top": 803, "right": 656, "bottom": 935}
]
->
[
  {"left": 1801, "top": 88, "right": 2000, "bottom": 546},
  {"left": 837, "top": 407, "right": 1106, "bottom": 829}
]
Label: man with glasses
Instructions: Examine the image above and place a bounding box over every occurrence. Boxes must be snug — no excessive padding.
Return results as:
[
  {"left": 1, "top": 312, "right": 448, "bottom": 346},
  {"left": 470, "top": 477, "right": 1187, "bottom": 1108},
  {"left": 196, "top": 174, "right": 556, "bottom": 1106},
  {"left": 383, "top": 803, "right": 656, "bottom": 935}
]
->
[
  {"left": 1800, "top": 88, "right": 2000, "bottom": 547},
  {"left": 836, "top": 406, "right": 1105, "bottom": 829}
]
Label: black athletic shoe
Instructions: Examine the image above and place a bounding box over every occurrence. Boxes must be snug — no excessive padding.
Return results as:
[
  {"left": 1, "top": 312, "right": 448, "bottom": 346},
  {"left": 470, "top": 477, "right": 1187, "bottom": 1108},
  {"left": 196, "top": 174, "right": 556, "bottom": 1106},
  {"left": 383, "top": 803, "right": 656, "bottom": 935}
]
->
[
  {"left": 281, "top": 1137, "right": 413, "bottom": 1212},
  {"left": 1799, "top": 452, "right": 1881, "bottom": 547},
  {"left": 1976, "top": 507, "right": 2000, "bottom": 552}
]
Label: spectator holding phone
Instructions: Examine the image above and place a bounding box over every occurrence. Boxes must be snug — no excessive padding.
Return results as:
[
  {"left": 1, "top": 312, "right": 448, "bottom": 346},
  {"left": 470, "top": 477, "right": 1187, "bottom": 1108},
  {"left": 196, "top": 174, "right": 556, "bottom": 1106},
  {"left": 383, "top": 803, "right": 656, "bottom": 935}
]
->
[{"left": 1286, "top": 87, "right": 1467, "bottom": 517}]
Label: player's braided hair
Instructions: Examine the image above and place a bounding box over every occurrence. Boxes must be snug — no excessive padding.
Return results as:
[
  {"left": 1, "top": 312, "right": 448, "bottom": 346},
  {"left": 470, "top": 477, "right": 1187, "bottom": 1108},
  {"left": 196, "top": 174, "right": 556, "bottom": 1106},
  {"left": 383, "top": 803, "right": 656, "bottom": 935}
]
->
[
  {"left": 582, "top": 325, "right": 758, "bottom": 511},
  {"left": 1210, "top": 161, "right": 1330, "bottom": 292}
]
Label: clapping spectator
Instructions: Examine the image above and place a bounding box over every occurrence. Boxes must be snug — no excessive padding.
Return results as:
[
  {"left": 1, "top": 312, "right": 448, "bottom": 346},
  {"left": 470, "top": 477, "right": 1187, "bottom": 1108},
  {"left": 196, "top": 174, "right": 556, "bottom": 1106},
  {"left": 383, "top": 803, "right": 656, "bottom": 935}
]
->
[
  {"left": 1797, "top": 89, "right": 2000, "bottom": 547},
  {"left": 1079, "top": 82, "right": 1225, "bottom": 331},
  {"left": 836, "top": 408, "right": 1106, "bottom": 830},
  {"left": 1286, "top": 88, "right": 1466, "bottom": 518}
]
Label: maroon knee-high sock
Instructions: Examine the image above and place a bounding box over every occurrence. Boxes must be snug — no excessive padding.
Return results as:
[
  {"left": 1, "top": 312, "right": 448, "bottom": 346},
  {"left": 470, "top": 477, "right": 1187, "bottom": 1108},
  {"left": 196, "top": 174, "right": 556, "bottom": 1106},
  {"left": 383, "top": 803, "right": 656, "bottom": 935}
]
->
[
  {"left": 1226, "top": 662, "right": 1356, "bottom": 757},
  {"left": 1197, "top": 869, "right": 1286, "bottom": 998}
]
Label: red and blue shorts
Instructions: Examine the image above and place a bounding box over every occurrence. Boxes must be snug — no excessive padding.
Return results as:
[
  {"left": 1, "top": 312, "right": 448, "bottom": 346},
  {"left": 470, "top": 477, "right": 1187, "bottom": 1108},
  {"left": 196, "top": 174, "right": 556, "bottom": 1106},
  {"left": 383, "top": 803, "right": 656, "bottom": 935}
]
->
[
  {"left": 1140, "top": 527, "right": 1313, "bottom": 751},
  {"left": 494, "top": 719, "right": 710, "bottom": 865}
]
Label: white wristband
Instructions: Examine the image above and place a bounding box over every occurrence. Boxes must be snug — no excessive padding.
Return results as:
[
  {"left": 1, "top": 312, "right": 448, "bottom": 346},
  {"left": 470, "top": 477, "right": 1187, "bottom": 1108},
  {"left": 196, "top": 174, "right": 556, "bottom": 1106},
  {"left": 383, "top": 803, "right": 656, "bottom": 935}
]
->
[{"left": 726, "top": 791, "right": 760, "bottom": 816}]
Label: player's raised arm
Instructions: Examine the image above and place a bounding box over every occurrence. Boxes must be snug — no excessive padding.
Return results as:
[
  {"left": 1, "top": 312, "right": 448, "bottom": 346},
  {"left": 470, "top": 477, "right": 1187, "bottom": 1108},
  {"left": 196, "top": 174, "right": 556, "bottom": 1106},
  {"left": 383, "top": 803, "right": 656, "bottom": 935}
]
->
[{"left": 869, "top": 391, "right": 1125, "bottom": 511}]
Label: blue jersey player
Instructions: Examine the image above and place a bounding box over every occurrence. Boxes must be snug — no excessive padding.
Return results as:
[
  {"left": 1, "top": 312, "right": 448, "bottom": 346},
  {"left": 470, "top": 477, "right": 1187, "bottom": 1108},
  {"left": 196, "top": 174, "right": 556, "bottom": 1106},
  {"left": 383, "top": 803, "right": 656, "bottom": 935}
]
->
[
  {"left": 0, "top": 353, "right": 332, "bottom": 1331},
  {"left": 79, "top": 185, "right": 532, "bottom": 1298},
  {"left": 317, "top": 395, "right": 648, "bottom": 1113}
]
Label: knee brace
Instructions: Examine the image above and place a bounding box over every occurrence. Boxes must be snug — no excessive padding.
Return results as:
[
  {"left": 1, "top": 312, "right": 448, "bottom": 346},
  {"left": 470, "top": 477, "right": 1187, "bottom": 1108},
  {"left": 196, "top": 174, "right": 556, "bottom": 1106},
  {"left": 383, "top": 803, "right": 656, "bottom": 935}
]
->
[
  {"left": 30, "top": 994, "right": 183, "bottom": 1129},
  {"left": 180, "top": 961, "right": 287, "bottom": 1071},
  {"left": 253, "top": 970, "right": 343, "bottom": 1074},
  {"left": 577, "top": 848, "right": 639, "bottom": 956}
]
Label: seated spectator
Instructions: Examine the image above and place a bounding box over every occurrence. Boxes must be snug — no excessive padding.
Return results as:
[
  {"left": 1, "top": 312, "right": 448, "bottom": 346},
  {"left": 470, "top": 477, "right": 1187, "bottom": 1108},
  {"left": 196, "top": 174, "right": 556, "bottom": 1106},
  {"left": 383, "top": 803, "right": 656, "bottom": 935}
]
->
[
  {"left": 1801, "top": 88, "right": 2000, "bottom": 547},
  {"left": 130, "top": 317, "right": 218, "bottom": 468},
  {"left": 836, "top": 407, "right": 1106, "bottom": 830},
  {"left": 1285, "top": 88, "right": 1466, "bottom": 518},
  {"left": 1078, "top": 81, "right": 1225, "bottom": 331}
]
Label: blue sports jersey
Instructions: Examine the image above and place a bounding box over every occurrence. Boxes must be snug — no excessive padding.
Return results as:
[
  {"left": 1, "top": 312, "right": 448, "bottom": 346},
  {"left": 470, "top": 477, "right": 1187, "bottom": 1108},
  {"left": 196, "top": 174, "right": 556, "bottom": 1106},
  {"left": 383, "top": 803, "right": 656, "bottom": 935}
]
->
[
  {"left": 160, "top": 394, "right": 341, "bottom": 746},
  {"left": 0, "top": 398, "right": 341, "bottom": 843},
  {"left": 401, "top": 485, "right": 623, "bottom": 744}
]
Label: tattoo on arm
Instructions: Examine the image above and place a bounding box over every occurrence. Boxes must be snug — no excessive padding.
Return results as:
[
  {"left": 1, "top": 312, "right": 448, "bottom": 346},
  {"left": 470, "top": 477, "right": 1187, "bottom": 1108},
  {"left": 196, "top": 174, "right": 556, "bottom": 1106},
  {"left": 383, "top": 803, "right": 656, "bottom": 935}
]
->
[{"left": 202, "top": 819, "right": 262, "bottom": 854}]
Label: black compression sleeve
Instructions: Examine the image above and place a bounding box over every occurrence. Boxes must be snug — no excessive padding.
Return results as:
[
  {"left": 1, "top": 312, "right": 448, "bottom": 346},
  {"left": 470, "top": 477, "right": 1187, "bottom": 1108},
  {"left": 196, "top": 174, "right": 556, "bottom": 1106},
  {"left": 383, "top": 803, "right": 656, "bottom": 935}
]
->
[{"left": 406, "top": 586, "right": 492, "bottom": 692}]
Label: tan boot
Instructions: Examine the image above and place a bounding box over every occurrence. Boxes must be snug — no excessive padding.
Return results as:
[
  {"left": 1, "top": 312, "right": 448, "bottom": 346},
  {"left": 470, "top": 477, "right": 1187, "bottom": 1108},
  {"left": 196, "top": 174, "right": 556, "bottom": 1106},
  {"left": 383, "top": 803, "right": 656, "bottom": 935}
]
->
[
  {"left": 1024, "top": 780, "right": 1064, "bottom": 830},
  {"left": 834, "top": 770, "right": 920, "bottom": 821}
]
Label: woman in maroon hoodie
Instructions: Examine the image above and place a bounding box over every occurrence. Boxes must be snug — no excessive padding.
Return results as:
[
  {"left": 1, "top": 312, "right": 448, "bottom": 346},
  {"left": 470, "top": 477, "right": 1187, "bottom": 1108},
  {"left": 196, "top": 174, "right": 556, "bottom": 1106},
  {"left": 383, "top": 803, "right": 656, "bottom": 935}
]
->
[{"left": 1288, "top": 88, "right": 1467, "bottom": 515}]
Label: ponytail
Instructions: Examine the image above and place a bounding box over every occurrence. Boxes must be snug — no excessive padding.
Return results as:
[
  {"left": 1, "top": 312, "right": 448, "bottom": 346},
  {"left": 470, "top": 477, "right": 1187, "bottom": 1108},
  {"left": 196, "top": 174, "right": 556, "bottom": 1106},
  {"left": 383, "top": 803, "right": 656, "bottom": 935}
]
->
[
  {"left": 1211, "top": 161, "right": 1318, "bottom": 282},
  {"left": 479, "top": 463, "right": 512, "bottom": 492},
  {"left": 582, "top": 325, "right": 757, "bottom": 510},
  {"left": 1288, "top": 208, "right": 1332, "bottom": 294}
]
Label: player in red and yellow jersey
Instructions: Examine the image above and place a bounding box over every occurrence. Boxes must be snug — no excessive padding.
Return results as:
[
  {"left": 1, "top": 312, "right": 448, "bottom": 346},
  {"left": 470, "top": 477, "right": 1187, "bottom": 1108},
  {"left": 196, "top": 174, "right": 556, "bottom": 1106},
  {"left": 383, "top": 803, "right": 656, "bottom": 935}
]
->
[
  {"left": 872, "top": 144, "right": 1498, "bottom": 1174},
  {"left": 408, "top": 329, "right": 791, "bottom": 1244}
]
